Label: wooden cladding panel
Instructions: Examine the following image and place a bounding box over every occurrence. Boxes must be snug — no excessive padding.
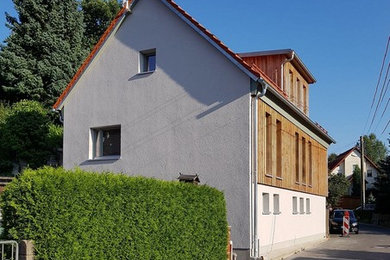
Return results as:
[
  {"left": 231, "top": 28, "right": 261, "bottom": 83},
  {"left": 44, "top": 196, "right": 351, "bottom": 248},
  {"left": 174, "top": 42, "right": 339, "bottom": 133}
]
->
[
  {"left": 258, "top": 101, "right": 328, "bottom": 196},
  {"left": 242, "top": 55, "right": 285, "bottom": 87}
]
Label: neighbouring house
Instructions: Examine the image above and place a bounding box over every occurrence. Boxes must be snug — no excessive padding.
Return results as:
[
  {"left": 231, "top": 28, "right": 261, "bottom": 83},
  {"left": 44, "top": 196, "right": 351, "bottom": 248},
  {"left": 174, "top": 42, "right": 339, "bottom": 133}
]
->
[
  {"left": 53, "top": 0, "right": 335, "bottom": 259},
  {"left": 328, "top": 147, "right": 379, "bottom": 195}
]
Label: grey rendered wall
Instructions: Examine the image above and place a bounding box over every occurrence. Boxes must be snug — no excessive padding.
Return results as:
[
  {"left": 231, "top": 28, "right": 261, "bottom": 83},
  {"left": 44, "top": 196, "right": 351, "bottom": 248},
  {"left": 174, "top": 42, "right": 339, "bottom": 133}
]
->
[{"left": 63, "top": 0, "right": 250, "bottom": 248}]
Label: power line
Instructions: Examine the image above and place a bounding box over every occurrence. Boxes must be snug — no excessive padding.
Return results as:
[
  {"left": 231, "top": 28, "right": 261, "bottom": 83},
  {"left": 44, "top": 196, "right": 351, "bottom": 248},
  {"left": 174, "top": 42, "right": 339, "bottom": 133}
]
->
[
  {"left": 364, "top": 36, "right": 390, "bottom": 133},
  {"left": 381, "top": 119, "right": 390, "bottom": 134},
  {"left": 368, "top": 61, "right": 390, "bottom": 132}
]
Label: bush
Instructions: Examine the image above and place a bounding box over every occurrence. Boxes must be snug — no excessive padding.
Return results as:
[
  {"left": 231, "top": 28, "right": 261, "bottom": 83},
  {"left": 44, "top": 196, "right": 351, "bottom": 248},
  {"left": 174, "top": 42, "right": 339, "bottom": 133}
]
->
[{"left": 0, "top": 167, "right": 228, "bottom": 260}]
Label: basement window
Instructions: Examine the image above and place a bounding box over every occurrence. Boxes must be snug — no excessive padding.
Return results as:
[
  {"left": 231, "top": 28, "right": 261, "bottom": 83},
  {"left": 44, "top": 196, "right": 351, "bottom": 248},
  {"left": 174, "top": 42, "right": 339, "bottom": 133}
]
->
[
  {"left": 262, "top": 193, "right": 270, "bottom": 215},
  {"left": 90, "top": 125, "right": 121, "bottom": 160},
  {"left": 306, "top": 198, "right": 311, "bottom": 214},
  {"left": 292, "top": 196, "right": 298, "bottom": 215},
  {"left": 299, "top": 197, "right": 305, "bottom": 214},
  {"left": 273, "top": 194, "right": 280, "bottom": 214},
  {"left": 139, "top": 49, "right": 156, "bottom": 73}
]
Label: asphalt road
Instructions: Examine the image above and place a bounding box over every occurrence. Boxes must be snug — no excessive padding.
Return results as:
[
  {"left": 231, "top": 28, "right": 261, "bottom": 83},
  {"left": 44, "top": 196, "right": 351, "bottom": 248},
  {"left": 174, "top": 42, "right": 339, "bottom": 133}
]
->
[{"left": 286, "top": 224, "right": 390, "bottom": 260}]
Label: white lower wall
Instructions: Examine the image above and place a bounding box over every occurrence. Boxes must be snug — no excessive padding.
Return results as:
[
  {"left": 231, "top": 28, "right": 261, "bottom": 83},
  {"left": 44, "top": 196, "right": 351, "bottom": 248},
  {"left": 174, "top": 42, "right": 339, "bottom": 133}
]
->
[{"left": 257, "top": 184, "right": 326, "bottom": 259}]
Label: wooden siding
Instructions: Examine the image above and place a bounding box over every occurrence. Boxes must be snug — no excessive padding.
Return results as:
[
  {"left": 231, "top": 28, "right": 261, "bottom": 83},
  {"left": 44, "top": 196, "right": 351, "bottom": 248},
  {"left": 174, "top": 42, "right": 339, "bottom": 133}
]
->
[
  {"left": 258, "top": 100, "right": 328, "bottom": 196},
  {"left": 242, "top": 55, "right": 285, "bottom": 87}
]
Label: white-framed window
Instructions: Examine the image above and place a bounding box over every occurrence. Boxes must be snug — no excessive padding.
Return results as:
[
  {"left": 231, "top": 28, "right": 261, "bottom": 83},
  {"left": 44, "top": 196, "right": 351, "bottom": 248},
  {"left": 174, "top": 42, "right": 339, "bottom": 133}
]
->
[
  {"left": 273, "top": 194, "right": 280, "bottom": 214},
  {"left": 90, "top": 125, "right": 121, "bottom": 159},
  {"left": 292, "top": 196, "right": 298, "bottom": 214},
  {"left": 299, "top": 197, "right": 304, "bottom": 214},
  {"left": 262, "top": 193, "right": 270, "bottom": 215},
  {"left": 139, "top": 49, "right": 156, "bottom": 73},
  {"left": 306, "top": 198, "right": 311, "bottom": 214}
]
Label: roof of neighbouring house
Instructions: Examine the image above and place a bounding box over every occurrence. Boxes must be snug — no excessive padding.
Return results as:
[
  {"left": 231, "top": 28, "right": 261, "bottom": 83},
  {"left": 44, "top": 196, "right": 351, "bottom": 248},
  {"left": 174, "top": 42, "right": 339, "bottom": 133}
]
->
[
  {"left": 328, "top": 147, "right": 380, "bottom": 173},
  {"left": 52, "top": 0, "right": 334, "bottom": 144}
]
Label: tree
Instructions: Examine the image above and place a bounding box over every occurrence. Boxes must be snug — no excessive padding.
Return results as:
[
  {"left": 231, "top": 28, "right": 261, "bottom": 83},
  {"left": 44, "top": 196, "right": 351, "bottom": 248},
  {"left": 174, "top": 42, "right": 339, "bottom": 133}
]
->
[
  {"left": 328, "top": 153, "right": 338, "bottom": 164},
  {"left": 327, "top": 174, "right": 350, "bottom": 208},
  {"left": 0, "top": 0, "right": 87, "bottom": 107},
  {"left": 0, "top": 100, "right": 63, "bottom": 175},
  {"left": 81, "top": 0, "right": 121, "bottom": 50},
  {"left": 351, "top": 166, "right": 361, "bottom": 196},
  {"left": 361, "top": 133, "right": 387, "bottom": 164},
  {"left": 375, "top": 155, "right": 390, "bottom": 213}
]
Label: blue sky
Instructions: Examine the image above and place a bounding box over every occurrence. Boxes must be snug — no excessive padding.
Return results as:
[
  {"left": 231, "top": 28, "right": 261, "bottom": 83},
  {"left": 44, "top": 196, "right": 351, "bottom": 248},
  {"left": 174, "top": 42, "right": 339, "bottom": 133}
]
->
[{"left": 1, "top": 0, "right": 390, "bottom": 155}]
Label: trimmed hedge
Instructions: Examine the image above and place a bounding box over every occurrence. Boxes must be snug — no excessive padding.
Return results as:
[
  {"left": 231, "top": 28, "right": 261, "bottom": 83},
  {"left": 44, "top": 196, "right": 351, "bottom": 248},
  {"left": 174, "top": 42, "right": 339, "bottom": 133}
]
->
[{"left": 0, "top": 167, "right": 227, "bottom": 259}]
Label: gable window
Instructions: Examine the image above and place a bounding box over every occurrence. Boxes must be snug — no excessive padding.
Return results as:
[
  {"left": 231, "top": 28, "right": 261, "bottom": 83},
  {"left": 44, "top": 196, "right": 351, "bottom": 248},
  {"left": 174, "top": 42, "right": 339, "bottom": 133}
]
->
[
  {"left": 139, "top": 49, "right": 156, "bottom": 73},
  {"left": 367, "top": 169, "right": 373, "bottom": 177},
  {"left": 90, "top": 125, "right": 121, "bottom": 159}
]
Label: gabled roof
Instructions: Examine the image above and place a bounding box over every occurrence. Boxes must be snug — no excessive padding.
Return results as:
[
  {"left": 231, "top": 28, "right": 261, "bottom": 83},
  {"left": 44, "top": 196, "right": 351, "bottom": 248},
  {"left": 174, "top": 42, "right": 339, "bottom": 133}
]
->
[
  {"left": 328, "top": 147, "right": 380, "bottom": 173},
  {"left": 53, "top": 0, "right": 276, "bottom": 110},
  {"left": 52, "top": 0, "right": 335, "bottom": 144}
]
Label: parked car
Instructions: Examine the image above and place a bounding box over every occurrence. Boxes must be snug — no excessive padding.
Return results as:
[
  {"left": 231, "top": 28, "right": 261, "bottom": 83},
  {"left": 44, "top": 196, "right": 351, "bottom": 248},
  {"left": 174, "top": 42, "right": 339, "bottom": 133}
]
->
[
  {"left": 355, "top": 204, "right": 375, "bottom": 211},
  {"left": 329, "top": 209, "right": 359, "bottom": 234}
]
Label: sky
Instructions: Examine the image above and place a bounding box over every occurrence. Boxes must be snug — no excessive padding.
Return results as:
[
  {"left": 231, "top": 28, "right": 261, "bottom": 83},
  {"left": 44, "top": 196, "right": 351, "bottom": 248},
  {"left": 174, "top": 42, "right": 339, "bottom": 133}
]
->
[{"left": 1, "top": 0, "right": 390, "bottom": 155}]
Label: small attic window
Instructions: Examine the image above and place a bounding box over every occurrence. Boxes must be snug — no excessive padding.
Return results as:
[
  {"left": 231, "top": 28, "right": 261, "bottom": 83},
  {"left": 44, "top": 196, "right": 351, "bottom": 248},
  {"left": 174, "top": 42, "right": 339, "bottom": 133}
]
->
[
  {"left": 178, "top": 173, "right": 200, "bottom": 185},
  {"left": 139, "top": 49, "right": 156, "bottom": 73}
]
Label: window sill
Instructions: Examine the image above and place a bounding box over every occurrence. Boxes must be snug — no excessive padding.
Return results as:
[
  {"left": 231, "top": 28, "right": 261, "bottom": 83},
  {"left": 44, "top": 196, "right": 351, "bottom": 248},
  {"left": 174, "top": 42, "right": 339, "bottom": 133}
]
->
[
  {"left": 137, "top": 71, "right": 155, "bottom": 76},
  {"left": 262, "top": 212, "right": 271, "bottom": 215},
  {"left": 293, "top": 212, "right": 298, "bottom": 215},
  {"left": 276, "top": 176, "right": 283, "bottom": 180},
  {"left": 273, "top": 212, "right": 281, "bottom": 215},
  {"left": 89, "top": 155, "right": 121, "bottom": 162},
  {"left": 265, "top": 174, "right": 273, "bottom": 178}
]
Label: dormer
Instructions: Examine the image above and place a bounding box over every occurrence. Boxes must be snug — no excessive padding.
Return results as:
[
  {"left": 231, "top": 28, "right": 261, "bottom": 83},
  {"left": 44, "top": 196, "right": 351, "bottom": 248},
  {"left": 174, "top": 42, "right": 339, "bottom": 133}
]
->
[{"left": 239, "top": 49, "right": 315, "bottom": 116}]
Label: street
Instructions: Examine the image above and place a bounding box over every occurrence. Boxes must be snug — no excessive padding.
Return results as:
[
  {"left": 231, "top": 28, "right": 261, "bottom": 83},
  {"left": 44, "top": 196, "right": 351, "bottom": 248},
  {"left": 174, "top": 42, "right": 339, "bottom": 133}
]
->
[{"left": 286, "top": 224, "right": 390, "bottom": 260}]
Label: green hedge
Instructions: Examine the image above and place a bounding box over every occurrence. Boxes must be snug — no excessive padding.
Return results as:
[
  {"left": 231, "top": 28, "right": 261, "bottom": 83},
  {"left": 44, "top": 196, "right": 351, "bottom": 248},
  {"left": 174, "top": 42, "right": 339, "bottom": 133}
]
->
[{"left": 0, "top": 167, "right": 228, "bottom": 259}]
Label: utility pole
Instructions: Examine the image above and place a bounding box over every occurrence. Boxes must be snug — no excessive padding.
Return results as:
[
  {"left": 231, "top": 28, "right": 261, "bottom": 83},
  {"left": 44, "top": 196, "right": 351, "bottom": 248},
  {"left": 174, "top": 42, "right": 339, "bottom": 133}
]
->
[{"left": 360, "top": 136, "right": 366, "bottom": 210}]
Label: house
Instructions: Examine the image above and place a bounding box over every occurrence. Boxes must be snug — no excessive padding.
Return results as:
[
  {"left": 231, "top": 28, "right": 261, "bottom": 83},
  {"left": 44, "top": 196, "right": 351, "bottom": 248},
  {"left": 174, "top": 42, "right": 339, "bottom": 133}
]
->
[
  {"left": 53, "top": 0, "right": 335, "bottom": 259},
  {"left": 329, "top": 147, "right": 379, "bottom": 195}
]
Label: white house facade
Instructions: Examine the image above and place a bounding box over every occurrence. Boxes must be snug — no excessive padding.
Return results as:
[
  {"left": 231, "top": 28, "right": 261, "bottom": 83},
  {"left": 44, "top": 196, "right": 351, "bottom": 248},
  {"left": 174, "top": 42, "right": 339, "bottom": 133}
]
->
[{"left": 54, "top": 1, "right": 335, "bottom": 259}]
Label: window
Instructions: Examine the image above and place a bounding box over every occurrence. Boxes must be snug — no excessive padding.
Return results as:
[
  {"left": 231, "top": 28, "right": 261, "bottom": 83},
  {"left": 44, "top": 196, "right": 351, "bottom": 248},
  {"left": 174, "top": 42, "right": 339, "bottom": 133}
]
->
[
  {"left": 90, "top": 126, "right": 121, "bottom": 159},
  {"left": 308, "top": 141, "right": 312, "bottom": 186},
  {"left": 367, "top": 169, "right": 373, "bottom": 177},
  {"left": 296, "top": 78, "right": 300, "bottom": 106},
  {"left": 292, "top": 196, "right": 298, "bottom": 214},
  {"left": 139, "top": 49, "right": 156, "bottom": 73},
  {"left": 262, "top": 193, "right": 270, "bottom": 215},
  {"left": 303, "top": 85, "right": 308, "bottom": 114},
  {"left": 295, "top": 133, "right": 300, "bottom": 183},
  {"left": 288, "top": 70, "right": 293, "bottom": 97},
  {"left": 353, "top": 164, "right": 358, "bottom": 170},
  {"left": 266, "top": 113, "right": 272, "bottom": 176},
  {"left": 299, "top": 197, "right": 304, "bottom": 214},
  {"left": 276, "top": 120, "right": 282, "bottom": 178},
  {"left": 302, "top": 137, "right": 306, "bottom": 184},
  {"left": 273, "top": 194, "right": 280, "bottom": 214},
  {"left": 306, "top": 198, "right": 311, "bottom": 214}
]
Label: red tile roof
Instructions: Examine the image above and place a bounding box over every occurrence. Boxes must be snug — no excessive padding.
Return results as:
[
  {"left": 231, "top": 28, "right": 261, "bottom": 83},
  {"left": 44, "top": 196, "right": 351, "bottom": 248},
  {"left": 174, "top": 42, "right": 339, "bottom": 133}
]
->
[
  {"left": 53, "top": 0, "right": 287, "bottom": 110},
  {"left": 328, "top": 147, "right": 380, "bottom": 173}
]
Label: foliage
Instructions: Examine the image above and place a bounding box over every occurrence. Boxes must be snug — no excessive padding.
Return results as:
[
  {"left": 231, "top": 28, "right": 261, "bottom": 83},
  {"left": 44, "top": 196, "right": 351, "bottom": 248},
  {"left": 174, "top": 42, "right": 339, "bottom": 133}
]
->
[
  {"left": 327, "top": 174, "right": 350, "bottom": 208},
  {"left": 0, "top": 101, "right": 63, "bottom": 174},
  {"left": 0, "top": 167, "right": 228, "bottom": 260},
  {"left": 0, "top": 0, "right": 121, "bottom": 107},
  {"left": 81, "top": 0, "right": 121, "bottom": 49},
  {"left": 0, "top": 0, "right": 87, "bottom": 107},
  {"left": 361, "top": 133, "right": 387, "bottom": 164},
  {"left": 328, "top": 153, "right": 338, "bottom": 164},
  {"left": 352, "top": 166, "right": 361, "bottom": 196},
  {"left": 375, "top": 155, "right": 390, "bottom": 213}
]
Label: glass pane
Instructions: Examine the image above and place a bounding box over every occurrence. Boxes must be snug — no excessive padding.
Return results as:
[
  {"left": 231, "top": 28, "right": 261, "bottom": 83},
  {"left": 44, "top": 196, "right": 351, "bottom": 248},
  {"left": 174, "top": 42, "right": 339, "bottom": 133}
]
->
[
  {"left": 102, "top": 128, "right": 120, "bottom": 156},
  {"left": 147, "top": 54, "right": 156, "bottom": 71}
]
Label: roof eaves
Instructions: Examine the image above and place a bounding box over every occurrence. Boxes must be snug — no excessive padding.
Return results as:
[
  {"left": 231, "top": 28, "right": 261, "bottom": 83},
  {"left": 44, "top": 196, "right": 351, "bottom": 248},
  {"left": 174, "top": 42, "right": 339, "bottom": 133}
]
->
[
  {"left": 328, "top": 147, "right": 356, "bottom": 172},
  {"left": 53, "top": 6, "right": 129, "bottom": 110}
]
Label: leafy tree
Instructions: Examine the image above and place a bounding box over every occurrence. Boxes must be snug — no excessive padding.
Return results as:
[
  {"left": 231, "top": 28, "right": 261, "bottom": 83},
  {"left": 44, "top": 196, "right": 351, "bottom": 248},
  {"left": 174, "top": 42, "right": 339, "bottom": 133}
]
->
[
  {"left": 375, "top": 155, "right": 390, "bottom": 213},
  {"left": 352, "top": 166, "right": 361, "bottom": 196},
  {"left": 327, "top": 174, "right": 350, "bottom": 208},
  {"left": 328, "top": 153, "right": 338, "bottom": 164},
  {"left": 0, "top": 100, "right": 63, "bottom": 175},
  {"left": 360, "top": 133, "right": 388, "bottom": 164},
  {"left": 81, "top": 0, "right": 121, "bottom": 49},
  {"left": 0, "top": 0, "right": 87, "bottom": 107}
]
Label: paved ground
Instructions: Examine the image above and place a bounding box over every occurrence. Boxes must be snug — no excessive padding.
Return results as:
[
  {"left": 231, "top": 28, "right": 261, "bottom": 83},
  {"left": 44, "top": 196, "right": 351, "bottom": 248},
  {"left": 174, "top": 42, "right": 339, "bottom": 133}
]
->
[{"left": 286, "top": 224, "right": 390, "bottom": 260}]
